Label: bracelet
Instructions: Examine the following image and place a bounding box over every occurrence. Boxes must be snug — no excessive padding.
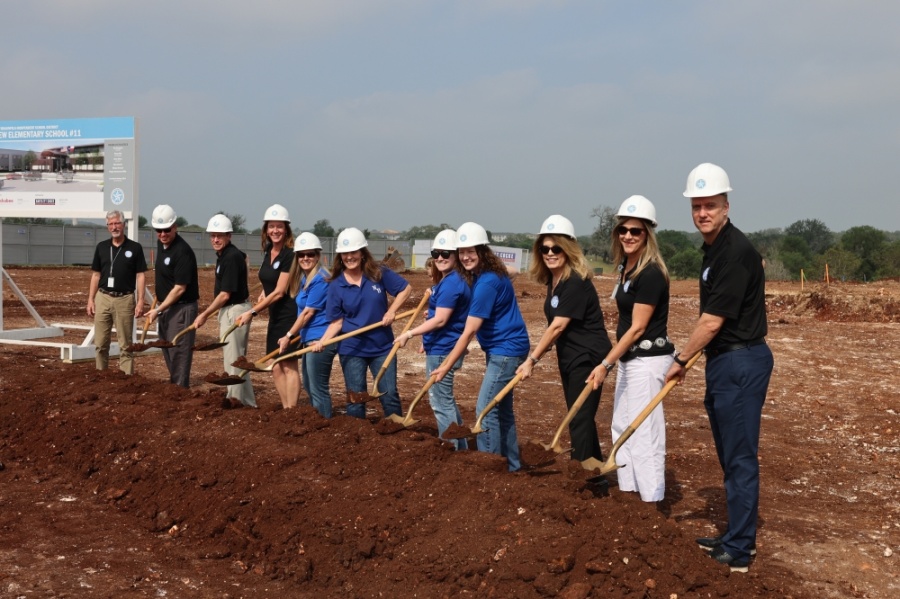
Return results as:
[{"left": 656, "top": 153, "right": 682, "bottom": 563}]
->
[
  {"left": 673, "top": 354, "right": 688, "bottom": 367},
  {"left": 528, "top": 354, "right": 540, "bottom": 365},
  {"left": 286, "top": 330, "right": 293, "bottom": 338},
  {"left": 601, "top": 359, "right": 615, "bottom": 372},
  {"left": 250, "top": 310, "right": 258, "bottom": 317}
]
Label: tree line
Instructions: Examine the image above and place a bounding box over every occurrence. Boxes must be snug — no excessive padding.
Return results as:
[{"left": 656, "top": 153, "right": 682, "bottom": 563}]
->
[{"left": 6, "top": 213, "right": 898, "bottom": 282}]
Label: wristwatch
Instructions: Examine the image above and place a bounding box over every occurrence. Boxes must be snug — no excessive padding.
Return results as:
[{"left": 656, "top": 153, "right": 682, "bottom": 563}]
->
[
  {"left": 673, "top": 354, "right": 688, "bottom": 367},
  {"left": 601, "top": 359, "right": 615, "bottom": 372}
]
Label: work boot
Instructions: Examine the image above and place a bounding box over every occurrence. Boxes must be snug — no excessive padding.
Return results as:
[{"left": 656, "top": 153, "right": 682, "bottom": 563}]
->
[
  {"left": 708, "top": 546, "right": 750, "bottom": 573},
  {"left": 696, "top": 535, "right": 757, "bottom": 556}
]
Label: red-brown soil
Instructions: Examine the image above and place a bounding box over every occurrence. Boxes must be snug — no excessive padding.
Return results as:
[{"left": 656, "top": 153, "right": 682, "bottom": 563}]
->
[{"left": 1, "top": 266, "right": 898, "bottom": 598}]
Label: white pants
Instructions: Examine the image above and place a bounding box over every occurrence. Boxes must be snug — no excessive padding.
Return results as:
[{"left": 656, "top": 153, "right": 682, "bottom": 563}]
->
[{"left": 612, "top": 354, "right": 673, "bottom": 502}]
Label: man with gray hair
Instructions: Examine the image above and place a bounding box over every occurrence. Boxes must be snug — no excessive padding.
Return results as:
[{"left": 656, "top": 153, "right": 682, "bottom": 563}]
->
[{"left": 87, "top": 210, "right": 147, "bottom": 374}]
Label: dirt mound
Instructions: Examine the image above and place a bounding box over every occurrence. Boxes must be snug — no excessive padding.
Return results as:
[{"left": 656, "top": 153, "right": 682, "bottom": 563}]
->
[
  {"left": 767, "top": 283, "right": 900, "bottom": 323},
  {"left": 0, "top": 355, "right": 809, "bottom": 598}
]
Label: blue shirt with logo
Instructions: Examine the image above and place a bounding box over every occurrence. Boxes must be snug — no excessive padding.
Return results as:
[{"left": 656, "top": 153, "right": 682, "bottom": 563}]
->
[
  {"left": 423, "top": 270, "right": 471, "bottom": 355},
  {"left": 296, "top": 268, "right": 330, "bottom": 343},
  {"left": 468, "top": 271, "right": 530, "bottom": 356},
  {"left": 326, "top": 266, "right": 410, "bottom": 357}
]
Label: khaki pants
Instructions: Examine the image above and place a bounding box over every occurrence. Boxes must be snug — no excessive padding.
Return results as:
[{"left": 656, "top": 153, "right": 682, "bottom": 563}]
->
[
  {"left": 220, "top": 302, "right": 255, "bottom": 407},
  {"left": 94, "top": 291, "right": 136, "bottom": 374}
]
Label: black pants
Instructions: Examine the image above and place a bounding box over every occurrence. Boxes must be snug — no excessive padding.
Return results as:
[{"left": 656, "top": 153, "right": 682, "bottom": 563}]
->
[{"left": 559, "top": 360, "right": 603, "bottom": 461}]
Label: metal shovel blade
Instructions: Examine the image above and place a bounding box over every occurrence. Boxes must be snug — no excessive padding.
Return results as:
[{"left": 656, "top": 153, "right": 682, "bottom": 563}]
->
[
  {"left": 347, "top": 390, "right": 376, "bottom": 404},
  {"left": 194, "top": 322, "right": 240, "bottom": 351},
  {"left": 441, "top": 373, "right": 524, "bottom": 440}
]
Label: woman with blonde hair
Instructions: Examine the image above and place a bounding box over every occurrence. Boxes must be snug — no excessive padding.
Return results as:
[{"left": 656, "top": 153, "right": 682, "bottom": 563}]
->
[
  {"left": 588, "top": 195, "right": 673, "bottom": 502},
  {"left": 237, "top": 204, "right": 298, "bottom": 408},
  {"left": 278, "top": 233, "right": 335, "bottom": 418},
  {"left": 517, "top": 215, "right": 612, "bottom": 463}
]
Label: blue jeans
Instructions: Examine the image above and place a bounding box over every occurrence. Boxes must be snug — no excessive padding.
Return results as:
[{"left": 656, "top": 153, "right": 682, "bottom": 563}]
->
[
  {"left": 302, "top": 341, "right": 337, "bottom": 418},
  {"left": 704, "top": 343, "right": 774, "bottom": 561},
  {"left": 339, "top": 353, "right": 402, "bottom": 419},
  {"left": 476, "top": 354, "right": 525, "bottom": 471},
  {"left": 425, "top": 354, "right": 467, "bottom": 450}
]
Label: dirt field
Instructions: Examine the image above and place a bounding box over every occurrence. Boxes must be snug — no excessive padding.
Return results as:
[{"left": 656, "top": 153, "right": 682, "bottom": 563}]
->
[{"left": 1, "top": 265, "right": 898, "bottom": 598}]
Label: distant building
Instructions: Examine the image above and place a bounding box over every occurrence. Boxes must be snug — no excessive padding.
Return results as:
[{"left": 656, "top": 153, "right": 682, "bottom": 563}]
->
[{"left": 380, "top": 229, "right": 402, "bottom": 240}]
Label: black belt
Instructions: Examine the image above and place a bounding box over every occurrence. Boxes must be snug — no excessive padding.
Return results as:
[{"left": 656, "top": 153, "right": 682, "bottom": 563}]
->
[
  {"left": 99, "top": 288, "right": 131, "bottom": 298},
  {"left": 705, "top": 338, "right": 766, "bottom": 358}
]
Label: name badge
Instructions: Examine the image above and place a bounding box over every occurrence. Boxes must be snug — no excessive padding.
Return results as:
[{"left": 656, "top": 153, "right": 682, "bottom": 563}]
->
[{"left": 107, "top": 277, "right": 115, "bottom": 288}]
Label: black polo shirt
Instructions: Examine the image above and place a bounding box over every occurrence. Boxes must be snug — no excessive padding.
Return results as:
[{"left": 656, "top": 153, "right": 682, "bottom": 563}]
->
[
  {"left": 155, "top": 234, "right": 200, "bottom": 304},
  {"left": 91, "top": 237, "right": 147, "bottom": 293},
  {"left": 214, "top": 242, "right": 250, "bottom": 306},
  {"left": 700, "top": 220, "right": 767, "bottom": 347},
  {"left": 615, "top": 262, "right": 673, "bottom": 360},
  {"left": 544, "top": 272, "right": 611, "bottom": 370},
  {"left": 258, "top": 244, "right": 295, "bottom": 322}
]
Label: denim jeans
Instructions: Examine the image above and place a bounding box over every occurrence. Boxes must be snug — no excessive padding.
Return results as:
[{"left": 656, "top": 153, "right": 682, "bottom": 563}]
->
[
  {"left": 425, "top": 354, "right": 467, "bottom": 450},
  {"left": 302, "top": 341, "right": 337, "bottom": 418},
  {"left": 339, "top": 353, "right": 402, "bottom": 419},
  {"left": 476, "top": 354, "right": 525, "bottom": 471}
]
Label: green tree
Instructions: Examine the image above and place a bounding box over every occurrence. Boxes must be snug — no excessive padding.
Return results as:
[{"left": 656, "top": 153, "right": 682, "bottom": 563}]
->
[
  {"left": 499, "top": 232, "right": 537, "bottom": 250},
  {"left": 23, "top": 150, "right": 37, "bottom": 171},
  {"left": 312, "top": 219, "right": 336, "bottom": 238},
  {"left": 877, "top": 240, "right": 900, "bottom": 278},
  {"left": 402, "top": 224, "right": 448, "bottom": 241},
  {"left": 222, "top": 212, "right": 248, "bottom": 235},
  {"left": 668, "top": 248, "right": 703, "bottom": 280},
  {"left": 817, "top": 247, "right": 862, "bottom": 282},
  {"left": 589, "top": 205, "right": 617, "bottom": 261},
  {"left": 745, "top": 228, "right": 783, "bottom": 260},
  {"left": 657, "top": 229, "right": 696, "bottom": 264},
  {"left": 175, "top": 216, "right": 190, "bottom": 229},
  {"left": 785, "top": 219, "right": 834, "bottom": 254},
  {"left": 776, "top": 235, "right": 812, "bottom": 280},
  {"left": 840, "top": 225, "right": 887, "bottom": 280},
  {"left": 137, "top": 215, "right": 148, "bottom": 228}
]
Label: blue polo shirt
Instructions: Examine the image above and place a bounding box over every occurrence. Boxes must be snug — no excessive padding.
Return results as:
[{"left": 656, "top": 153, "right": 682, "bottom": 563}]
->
[
  {"left": 326, "top": 266, "right": 410, "bottom": 357},
  {"left": 423, "top": 270, "right": 471, "bottom": 355},
  {"left": 468, "top": 271, "right": 530, "bottom": 356},
  {"left": 296, "top": 269, "right": 330, "bottom": 343}
]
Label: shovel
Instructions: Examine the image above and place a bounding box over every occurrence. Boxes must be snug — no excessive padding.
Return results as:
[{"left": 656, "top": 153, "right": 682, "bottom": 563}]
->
[
  {"left": 366, "top": 291, "right": 430, "bottom": 399},
  {"left": 383, "top": 374, "right": 437, "bottom": 429},
  {"left": 205, "top": 339, "right": 301, "bottom": 386},
  {"left": 580, "top": 351, "right": 702, "bottom": 476},
  {"left": 520, "top": 381, "right": 595, "bottom": 467},
  {"left": 124, "top": 298, "right": 158, "bottom": 353},
  {"left": 441, "top": 373, "right": 524, "bottom": 440},
  {"left": 237, "top": 307, "right": 420, "bottom": 374},
  {"left": 193, "top": 322, "right": 240, "bottom": 351}
]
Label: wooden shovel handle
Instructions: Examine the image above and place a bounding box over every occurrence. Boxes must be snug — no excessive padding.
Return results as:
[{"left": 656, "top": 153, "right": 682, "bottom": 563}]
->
[
  {"left": 548, "top": 381, "right": 594, "bottom": 449},
  {"left": 270, "top": 307, "right": 420, "bottom": 365},
  {"left": 370, "top": 291, "right": 431, "bottom": 392},
  {"left": 472, "top": 373, "right": 524, "bottom": 430},
  {"left": 139, "top": 298, "right": 158, "bottom": 344}
]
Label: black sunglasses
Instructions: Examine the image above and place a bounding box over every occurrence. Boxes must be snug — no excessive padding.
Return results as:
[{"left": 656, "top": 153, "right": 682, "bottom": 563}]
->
[
  {"left": 616, "top": 226, "right": 645, "bottom": 237},
  {"left": 154, "top": 227, "right": 173, "bottom": 234},
  {"left": 431, "top": 250, "right": 453, "bottom": 259},
  {"left": 540, "top": 245, "right": 563, "bottom": 255},
  {"left": 296, "top": 251, "right": 318, "bottom": 259}
]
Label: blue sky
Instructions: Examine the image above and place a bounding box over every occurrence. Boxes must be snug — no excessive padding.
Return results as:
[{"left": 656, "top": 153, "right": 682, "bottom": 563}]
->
[{"left": 5, "top": 1, "right": 899, "bottom": 237}]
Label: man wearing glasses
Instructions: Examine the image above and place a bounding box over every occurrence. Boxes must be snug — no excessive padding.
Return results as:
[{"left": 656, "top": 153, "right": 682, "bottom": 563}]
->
[
  {"left": 86, "top": 210, "right": 147, "bottom": 374},
  {"left": 146, "top": 204, "right": 200, "bottom": 387}
]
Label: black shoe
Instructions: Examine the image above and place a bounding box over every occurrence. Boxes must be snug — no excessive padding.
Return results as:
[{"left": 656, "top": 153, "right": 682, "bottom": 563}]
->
[
  {"left": 708, "top": 546, "right": 750, "bottom": 573},
  {"left": 696, "top": 535, "right": 757, "bottom": 556}
]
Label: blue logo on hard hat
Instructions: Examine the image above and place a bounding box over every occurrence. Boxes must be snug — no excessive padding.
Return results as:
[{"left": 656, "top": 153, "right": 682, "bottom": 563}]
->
[
  {"left": 342, "top": 239, "right": 350, "bottom": 246},
  {"left": 438, "top": 237, "right": 446, "bottom": 244},
  {"left": 627, "top": 205, "right": 636, "bottom": 213},
  {"left": 696, "top": 179, "right": 707, "bottom": 189},
  {"left": 459, "top": 234, "right": 467, "bottom": 242},
  {"left": 547, "top": 223, "right": 555, "bottom": 231}
]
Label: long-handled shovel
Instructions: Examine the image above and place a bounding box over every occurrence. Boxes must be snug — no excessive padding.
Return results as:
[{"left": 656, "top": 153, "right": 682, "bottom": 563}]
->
[
  {"left": 205, "top": 339, "right": 301, "bottom": 386},
  {"left": 383, "top": 374, "right": 437, "bottom": 429},
  {"left": 193, "top": 322, "right": 240, "bottom": 351},
  {"left": 520, "top": 381, "right": 595, "bottom": 467},
  {"left": 365, "top": 291, "right": 430, "bottom": 399},
  {"left": 441, "top": 373, "right": 524, "bottom": 440},
  {"left": 234, "top": 307, "right": 420, "bottom": 375},
  {"left": 580, "top": 351, "right": 702, "bottom": 476},
  {"left": 124, "top": 298, "right": 158, "bottom": 352}
]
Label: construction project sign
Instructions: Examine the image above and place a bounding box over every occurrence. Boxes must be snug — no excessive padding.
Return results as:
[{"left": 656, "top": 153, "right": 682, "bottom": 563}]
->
[{"left": 0, "top": 117, "right": 137, "bottom": 219}]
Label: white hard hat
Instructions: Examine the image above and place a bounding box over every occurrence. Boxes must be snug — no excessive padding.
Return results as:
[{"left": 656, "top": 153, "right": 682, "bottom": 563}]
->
[
  {"left": 295, "top": 232, "right": 322, "bottom": 251},
  {"left": 538, "top": 214, "right": 576, "bottom": 239},
  {"left": 151, "top": 204, "right": 177, "bottom": 229},
  {"left": 455, "top": 222, "right": 489, "bottom": 248},
  {"left": 683, "top": 163, "right": 732, "bottom": 198},
  {"left": 206, "top": 214, "right": 233, "bottom": 233},
  {"left": 431, "top": 229, "right": 458, "bottom": 251},
  {"left": 263, "top": 203, "right": 291, "bottom": 223},
  {"left": 336, "top": 227, "right": 368, "bottom": 253},
  {"left": 617, "top": 196, "right": 658, "bottom": 227}
]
